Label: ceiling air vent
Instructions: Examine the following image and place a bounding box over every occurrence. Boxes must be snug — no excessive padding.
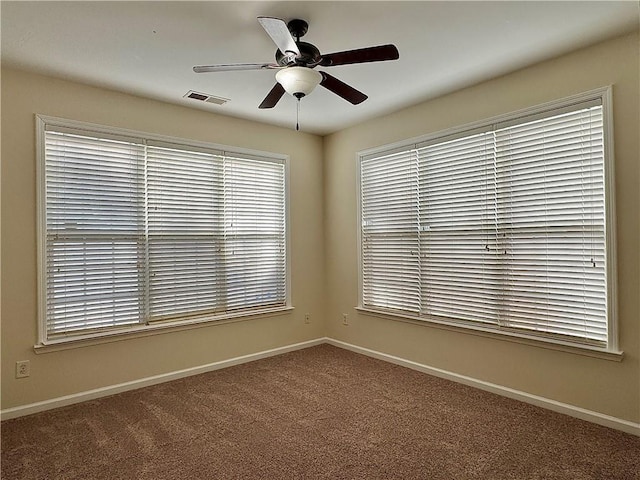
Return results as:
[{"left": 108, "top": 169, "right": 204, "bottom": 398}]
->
[{"left": 184, "top": 90, "right": 229, "bottom": 105}]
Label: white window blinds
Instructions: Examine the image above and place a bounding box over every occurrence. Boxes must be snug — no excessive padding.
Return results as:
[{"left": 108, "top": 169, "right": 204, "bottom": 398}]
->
[
  {"left": 146, "top": 144, "right": 224, "bottom": 320},
  {"left": 361, "top": 149, "right": 420, "bottom": 313},
  {"left": 494, "top": 105, "right": 606, "bottom": 342},
  {"left": 41, "top": 121, "right": 287, "bottom": 340},
  {"left": 44, "top": 130, "right": 145, "bottom": 336},
  {"left": 223, "top": 156, "right": 287, "bottom": 311},
  {"left": 418, "top": 132, "right": 500, "bottom": 325},
  {"left": 360, "top": 97, "right": 611, "bottom": 348}
]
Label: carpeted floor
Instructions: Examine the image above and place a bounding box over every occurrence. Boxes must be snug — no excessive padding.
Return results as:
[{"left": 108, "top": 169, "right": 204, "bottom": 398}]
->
[{"left": 1, "top": 344, "right": 639, "bottom": 479}]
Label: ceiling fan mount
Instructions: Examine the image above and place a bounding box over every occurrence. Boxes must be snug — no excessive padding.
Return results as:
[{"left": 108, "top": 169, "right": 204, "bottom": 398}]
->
[
  {"left": 286, "top": 18, "right": 309, "bottom": 40},
  {"left": 192, "top": 16, "right": 400, "bottom": 111}
]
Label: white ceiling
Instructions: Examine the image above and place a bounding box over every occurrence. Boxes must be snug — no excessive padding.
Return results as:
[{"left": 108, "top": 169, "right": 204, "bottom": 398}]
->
[{"left": 2, "top": 1, "right": 638, "bottom": 135}]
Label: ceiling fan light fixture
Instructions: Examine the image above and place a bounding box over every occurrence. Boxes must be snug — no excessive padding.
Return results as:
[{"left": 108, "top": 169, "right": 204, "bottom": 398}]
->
[{"left": 275, "top": 66, "right": 322, "bottom": 99}]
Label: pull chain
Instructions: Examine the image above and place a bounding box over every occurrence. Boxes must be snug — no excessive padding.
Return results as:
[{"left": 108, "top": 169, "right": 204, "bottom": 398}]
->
[{"left": 296, "top": 98, "right": 300, "bottom": 131}]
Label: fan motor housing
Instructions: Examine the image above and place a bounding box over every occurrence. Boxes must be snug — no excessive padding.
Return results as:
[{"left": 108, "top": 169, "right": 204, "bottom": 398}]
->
[{"left": 276, "top": 42, "right": 322, "bottom": 67}]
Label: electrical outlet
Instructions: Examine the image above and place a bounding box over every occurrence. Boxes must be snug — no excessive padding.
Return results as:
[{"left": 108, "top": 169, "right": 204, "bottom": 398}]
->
[
  {"left": 342, "top": 313, "right": 349, "bottom": 326},
  {"left": 304, "top": 313, "right": 311, "bottom": 324},
  {"left": 16, "top": 360, "right": 30, "bottom": 379}
]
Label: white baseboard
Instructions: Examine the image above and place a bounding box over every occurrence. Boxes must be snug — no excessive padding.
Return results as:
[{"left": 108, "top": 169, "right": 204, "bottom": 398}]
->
[
  {"left": 4, "top": 336, "right": 639, "bottom": 437},
  {"left": 325, "top": 338, "right": 640, "bottom": 437},
  {"left": 0, "top": 338, "right": 325, "bottom": 421}
]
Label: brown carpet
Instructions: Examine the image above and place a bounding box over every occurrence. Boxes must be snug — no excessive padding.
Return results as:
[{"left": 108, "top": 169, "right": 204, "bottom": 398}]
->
[{"left": 2, "top": 344, "right": 639, "bottom": 479}]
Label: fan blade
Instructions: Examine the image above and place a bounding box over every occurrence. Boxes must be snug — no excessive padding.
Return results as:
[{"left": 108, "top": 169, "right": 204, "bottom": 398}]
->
[
  {"left": 319, "top": 72, "right": 367, "bottom": 105},
  {"left": 193, "top": 63, "right": 281, "bottom": 73},
  {"left": 257, "top": 17, "right": 300, "bottom": 57},
  {"left": 320, "top": 44, "right": 399, "bottom": 67},
  {"left": 259, "top": 83, "right": 286, "bottom": 109}
]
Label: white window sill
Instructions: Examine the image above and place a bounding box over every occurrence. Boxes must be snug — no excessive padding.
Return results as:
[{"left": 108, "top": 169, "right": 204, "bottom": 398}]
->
[
  {"left": 355, "top": 307, "right": 623, "bottom": 362},
  {"left": 34, "top": 306, "right": 294, "bottom": 354}
]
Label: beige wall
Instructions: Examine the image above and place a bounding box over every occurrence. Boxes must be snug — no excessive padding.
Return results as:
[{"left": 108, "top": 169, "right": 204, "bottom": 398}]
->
[
  {"left": 1, "top": 69, "right": 325, "bottom": 409},
  {"left": 2, "top": 32, "right": 639, "bottom": 425},
  {"left": 323, "top": 32, "right": 640, "bottom": 423}
]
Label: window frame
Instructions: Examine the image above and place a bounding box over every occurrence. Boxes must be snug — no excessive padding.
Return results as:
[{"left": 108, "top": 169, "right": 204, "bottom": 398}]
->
[
  {"left": 36, "top": 115, "right": 292, "bottom": 347},
  {"left": 357, "top": 87, "right": 619, "bottom": 356}
]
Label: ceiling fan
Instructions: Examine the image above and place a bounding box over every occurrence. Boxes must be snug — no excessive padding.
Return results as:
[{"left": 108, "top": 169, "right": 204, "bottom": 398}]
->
[{"left": 193, "top": 17, "right": 399, "bottom": 109}]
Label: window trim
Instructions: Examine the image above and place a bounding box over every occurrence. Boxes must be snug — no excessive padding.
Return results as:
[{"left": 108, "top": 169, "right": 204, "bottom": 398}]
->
[
  {"left": 34, "top": 306, "right": 295, "bottom": 353},
  {"left": 354, "top": 307, "right": 622, "bottom": 361},
  {"left": 36, "top": 114, "right": 291, "bottom": 347},
  {"left": 357, "top": 86, "right": 619, "bottom": 355}
]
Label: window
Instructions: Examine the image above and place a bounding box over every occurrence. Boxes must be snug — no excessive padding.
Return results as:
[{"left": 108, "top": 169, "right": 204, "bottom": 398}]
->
[
  {"left": 359, "top": 89, "right": 616, "bottom": 351},
  {"left": 38, "top": 117, "right": 288, "bottom": 343}
]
